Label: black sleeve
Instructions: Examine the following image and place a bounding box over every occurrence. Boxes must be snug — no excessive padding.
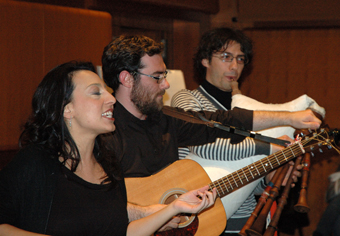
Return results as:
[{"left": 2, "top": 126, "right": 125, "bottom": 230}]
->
[
  {"left": 192, "top": 107, "right": 253, "bottom": 130},
  {"left": 164, "top": 107, "right": 254, "bottom": 146},
  {"left": 163, "top": 106, "right": 253, "bottom": 130},
  {"left": 0, "top": 145, "right": 58, "bottom": 233},
  {"left": 0, "top": 156, "right": 19, "bottom": 225}
]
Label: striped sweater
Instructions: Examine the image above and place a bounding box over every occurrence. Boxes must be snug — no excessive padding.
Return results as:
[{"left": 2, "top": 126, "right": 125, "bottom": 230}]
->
[{"left": 171, "top": 86, "right": 269, "bottom": 233}]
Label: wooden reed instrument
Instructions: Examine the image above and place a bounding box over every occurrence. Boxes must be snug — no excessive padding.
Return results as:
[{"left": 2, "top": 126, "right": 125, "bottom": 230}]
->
[
  {"left": 294, "top": 153, "right": 311, "bottom": 213},
  {"left": 245, "top": 163, "right": 291, "bottom": 236},
  {"left": 238, "top": 166, "right": 284, "bottom": 236},
  {"left": 263, "top": 156, "right": 303, "bottom": 236}
]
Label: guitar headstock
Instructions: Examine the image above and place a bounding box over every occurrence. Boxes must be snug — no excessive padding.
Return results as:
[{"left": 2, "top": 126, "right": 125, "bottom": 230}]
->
[{"left": 298, "top": 128, "right": 340, "bottom": 157}]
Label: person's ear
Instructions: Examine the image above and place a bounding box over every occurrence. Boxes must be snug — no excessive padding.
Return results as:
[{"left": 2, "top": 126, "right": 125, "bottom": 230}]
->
[
  {"left": 63, "top": 103, "right": 73, "bottom": 119},
  {"left": 119, "top": 70, "right": 134, "bottom": 88},
  {"left": 201, "top": 58, "right": 210, "bottom": 68}
]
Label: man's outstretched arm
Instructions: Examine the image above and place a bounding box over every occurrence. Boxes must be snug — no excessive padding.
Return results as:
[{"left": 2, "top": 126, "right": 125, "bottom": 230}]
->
[{"left": 253, "top": 109, "right": 321, "bottom": 131}]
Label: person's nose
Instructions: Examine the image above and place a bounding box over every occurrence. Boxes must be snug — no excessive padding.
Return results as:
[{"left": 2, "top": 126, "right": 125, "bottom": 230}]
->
[
  {"left": 229, "top": 58, "right": 239, "bottom": 71},
  {"left": 160, "top": 78, "right": 170, "bottom": 90},
  {"left": 105, "top": 91, "right": 116, "bottom": 106}
]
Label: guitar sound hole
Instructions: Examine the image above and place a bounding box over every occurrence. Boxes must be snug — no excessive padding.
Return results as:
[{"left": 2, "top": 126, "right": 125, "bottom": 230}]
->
[
  {"left": 159, "top": 188, "right": 196, "bottom": 228},
  {"left": 155, "top": 216, "right": 199, "bottom": 236}
]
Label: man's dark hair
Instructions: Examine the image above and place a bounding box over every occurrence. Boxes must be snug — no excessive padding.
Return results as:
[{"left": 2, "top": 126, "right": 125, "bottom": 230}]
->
[
  {"left": 102, "top": 35, "right": 164, "bottom": 92},
  {"left": 194, "top": 27, "right": 253, "bottom": 84}
]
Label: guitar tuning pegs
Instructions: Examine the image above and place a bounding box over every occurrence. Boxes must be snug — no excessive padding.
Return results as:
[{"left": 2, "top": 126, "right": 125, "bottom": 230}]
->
[
  {"left": 328, "top": 145, "right": 333, "bottom": 149},
  {"left": 311, "top": 152, "right": 315, "bottom": 157},
  {"left": 319, "top": 148, "right": 323, "bottom": 153}
]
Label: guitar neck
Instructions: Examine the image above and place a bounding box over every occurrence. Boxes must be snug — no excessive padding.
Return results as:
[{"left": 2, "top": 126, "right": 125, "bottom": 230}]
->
[{"left": 210, "top": 142, "right": 304, "bottom": 198}]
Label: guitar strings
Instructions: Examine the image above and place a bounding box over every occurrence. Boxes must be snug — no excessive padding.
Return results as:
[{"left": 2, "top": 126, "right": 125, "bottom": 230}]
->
[
  {"left": 212, "top": 144, "right": 302, "bottom": 197},
  {"left": 210, "top": 132, "right": 328, "bottom": 197},
  {"left": 212, "top": 130, "right": 336, "bottom": 196},
  {"left": 210, "top": 143, "right": 303, "bottom": 197}
]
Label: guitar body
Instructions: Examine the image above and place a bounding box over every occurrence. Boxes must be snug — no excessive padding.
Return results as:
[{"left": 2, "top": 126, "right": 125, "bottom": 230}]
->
[
  {"left": 125, "top": 159, "right": 226, "bottom": 236},
  {"left": 125, "top": 129, "right": 339, "bottom": 236}
]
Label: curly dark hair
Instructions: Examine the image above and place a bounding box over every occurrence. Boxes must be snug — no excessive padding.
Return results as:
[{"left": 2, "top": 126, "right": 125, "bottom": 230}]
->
[
  {"left": 19, "top": 61, "right": 121, "bottom": 182},
  {"left": 194, "top": 27, "right": 253, "bottom": 84},
  {"left": 102, "top": 35, "right": 164, "bottom": 92}
]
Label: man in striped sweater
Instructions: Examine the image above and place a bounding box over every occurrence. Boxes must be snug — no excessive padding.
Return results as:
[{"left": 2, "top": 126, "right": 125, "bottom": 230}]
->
[{"left": 171, "top": 27, "right": 284, "bottom": 235}]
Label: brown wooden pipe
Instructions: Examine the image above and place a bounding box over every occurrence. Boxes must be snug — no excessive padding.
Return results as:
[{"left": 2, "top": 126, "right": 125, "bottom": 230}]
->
[
  {"left": 294, "top": 153, "right": 311, "bottom": 213},
  {"left": 246, "top": 163, "right": 291, "bottom": 236},
  {"left": 238, "top": 167, "right": 284, "bottom": 236},
  {"left": 263, "top": 156, "right": 303, "bottom": 236}
]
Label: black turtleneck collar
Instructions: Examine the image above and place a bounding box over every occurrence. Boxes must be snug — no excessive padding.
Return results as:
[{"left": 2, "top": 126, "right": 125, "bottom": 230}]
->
[{"left": 201, "top": 80, "right": 232, "bottom": 110}]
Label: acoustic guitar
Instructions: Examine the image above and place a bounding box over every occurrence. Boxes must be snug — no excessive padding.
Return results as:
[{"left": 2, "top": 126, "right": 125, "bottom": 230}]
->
[{"left": 125, "top": 128, "right": 339, "bottom": 236}]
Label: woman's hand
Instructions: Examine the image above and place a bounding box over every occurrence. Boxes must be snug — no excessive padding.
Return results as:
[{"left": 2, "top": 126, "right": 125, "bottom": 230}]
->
[
  {"left": 126, "top": 186, "right": 217, "bottom": 236},
  {"left": 171, "top": 186, "right": 217, "bottom": 214}
]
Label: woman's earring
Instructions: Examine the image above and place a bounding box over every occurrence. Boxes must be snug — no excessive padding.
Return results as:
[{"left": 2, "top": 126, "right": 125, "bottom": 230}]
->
[{"left": 69, "top": 117, "right": 72, "bottom": 127}]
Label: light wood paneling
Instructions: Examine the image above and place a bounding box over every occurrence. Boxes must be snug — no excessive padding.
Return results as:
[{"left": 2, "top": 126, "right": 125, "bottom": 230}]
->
[
  {"left": 238, "top": 0, "right": 340, "bottom": 27},
  {"left": 241, "top": 28, "right": 340, "bottom": 236},
  {"left": 0, "top": 0, "right": 112, "bottom": 150},
  {"left": 173, "top": 20, "right": 201, "bottom": 90},
  {"left": 126, "top": 0, "right": 220, "bottom": 14},
  {"left": 242, "top": 28, "right": 339, "bottom": 129}
]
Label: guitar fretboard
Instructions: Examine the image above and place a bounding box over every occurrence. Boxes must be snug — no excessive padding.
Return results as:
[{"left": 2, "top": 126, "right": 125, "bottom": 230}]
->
[{"left": 209, "top": 140, "right": 307, "bottom": 198}]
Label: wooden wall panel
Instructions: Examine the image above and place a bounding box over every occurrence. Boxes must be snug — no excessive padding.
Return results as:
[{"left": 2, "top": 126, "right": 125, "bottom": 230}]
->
[
  {"left": 238, "top": 0, "right": 340, "bottom": 27},
  {"left": 173, "top": 20, "right": 200, "bottom": 90},
  {"left": 14, "top": 0, "right": 220, "bottom": 14},
  {"left": 0, "top": 1, "right": 45, "bottom": 150},
  {"left": 44, "top": 6, "right": 112, "bottom": 71},
  {"left": 0, "top": 0, "right": 112, "bottom": 150},
  {"left": 241, "top": 28, "right": 340, "bottom": 236},
  {"left": 124, "top": 0, "right": 220, "bottom": 14},
  {"left": 242, "top": 28, "right": 339, "bottom": 129}
]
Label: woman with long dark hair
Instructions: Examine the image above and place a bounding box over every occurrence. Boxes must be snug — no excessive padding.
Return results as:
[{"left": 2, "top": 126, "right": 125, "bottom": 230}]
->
[{"left": 0, "top": 61, "right": 216, "bottom": 236}]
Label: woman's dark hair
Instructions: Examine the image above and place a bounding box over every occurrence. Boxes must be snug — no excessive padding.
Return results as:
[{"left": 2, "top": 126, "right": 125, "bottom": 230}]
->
[
  {"left": 194, "top": 27, "right": 253, "bottom": 84},
  {"left": 19, "top": 61, "right": 121, "bottom": 182},
  {"left": 102, "top": 35, "right": 164, "bottom": 92}
]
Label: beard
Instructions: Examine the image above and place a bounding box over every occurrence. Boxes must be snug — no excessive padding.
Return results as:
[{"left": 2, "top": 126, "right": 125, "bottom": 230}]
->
[{"left": 131, "top": 80, "right": 165, "bottom": 116}]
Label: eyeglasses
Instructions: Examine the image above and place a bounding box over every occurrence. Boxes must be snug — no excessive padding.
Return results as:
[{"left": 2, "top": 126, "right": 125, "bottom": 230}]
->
[
  {"left": 132, "top": 71, "right": 168, "bottom": 83},
  {"left": 212, "top": 52, "right": 248, "bottom": 65}
]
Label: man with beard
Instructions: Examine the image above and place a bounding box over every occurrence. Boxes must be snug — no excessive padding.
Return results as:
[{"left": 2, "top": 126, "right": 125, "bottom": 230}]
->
[{"left": 101, "top": 35, "right": 321, "bottom": 229}]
